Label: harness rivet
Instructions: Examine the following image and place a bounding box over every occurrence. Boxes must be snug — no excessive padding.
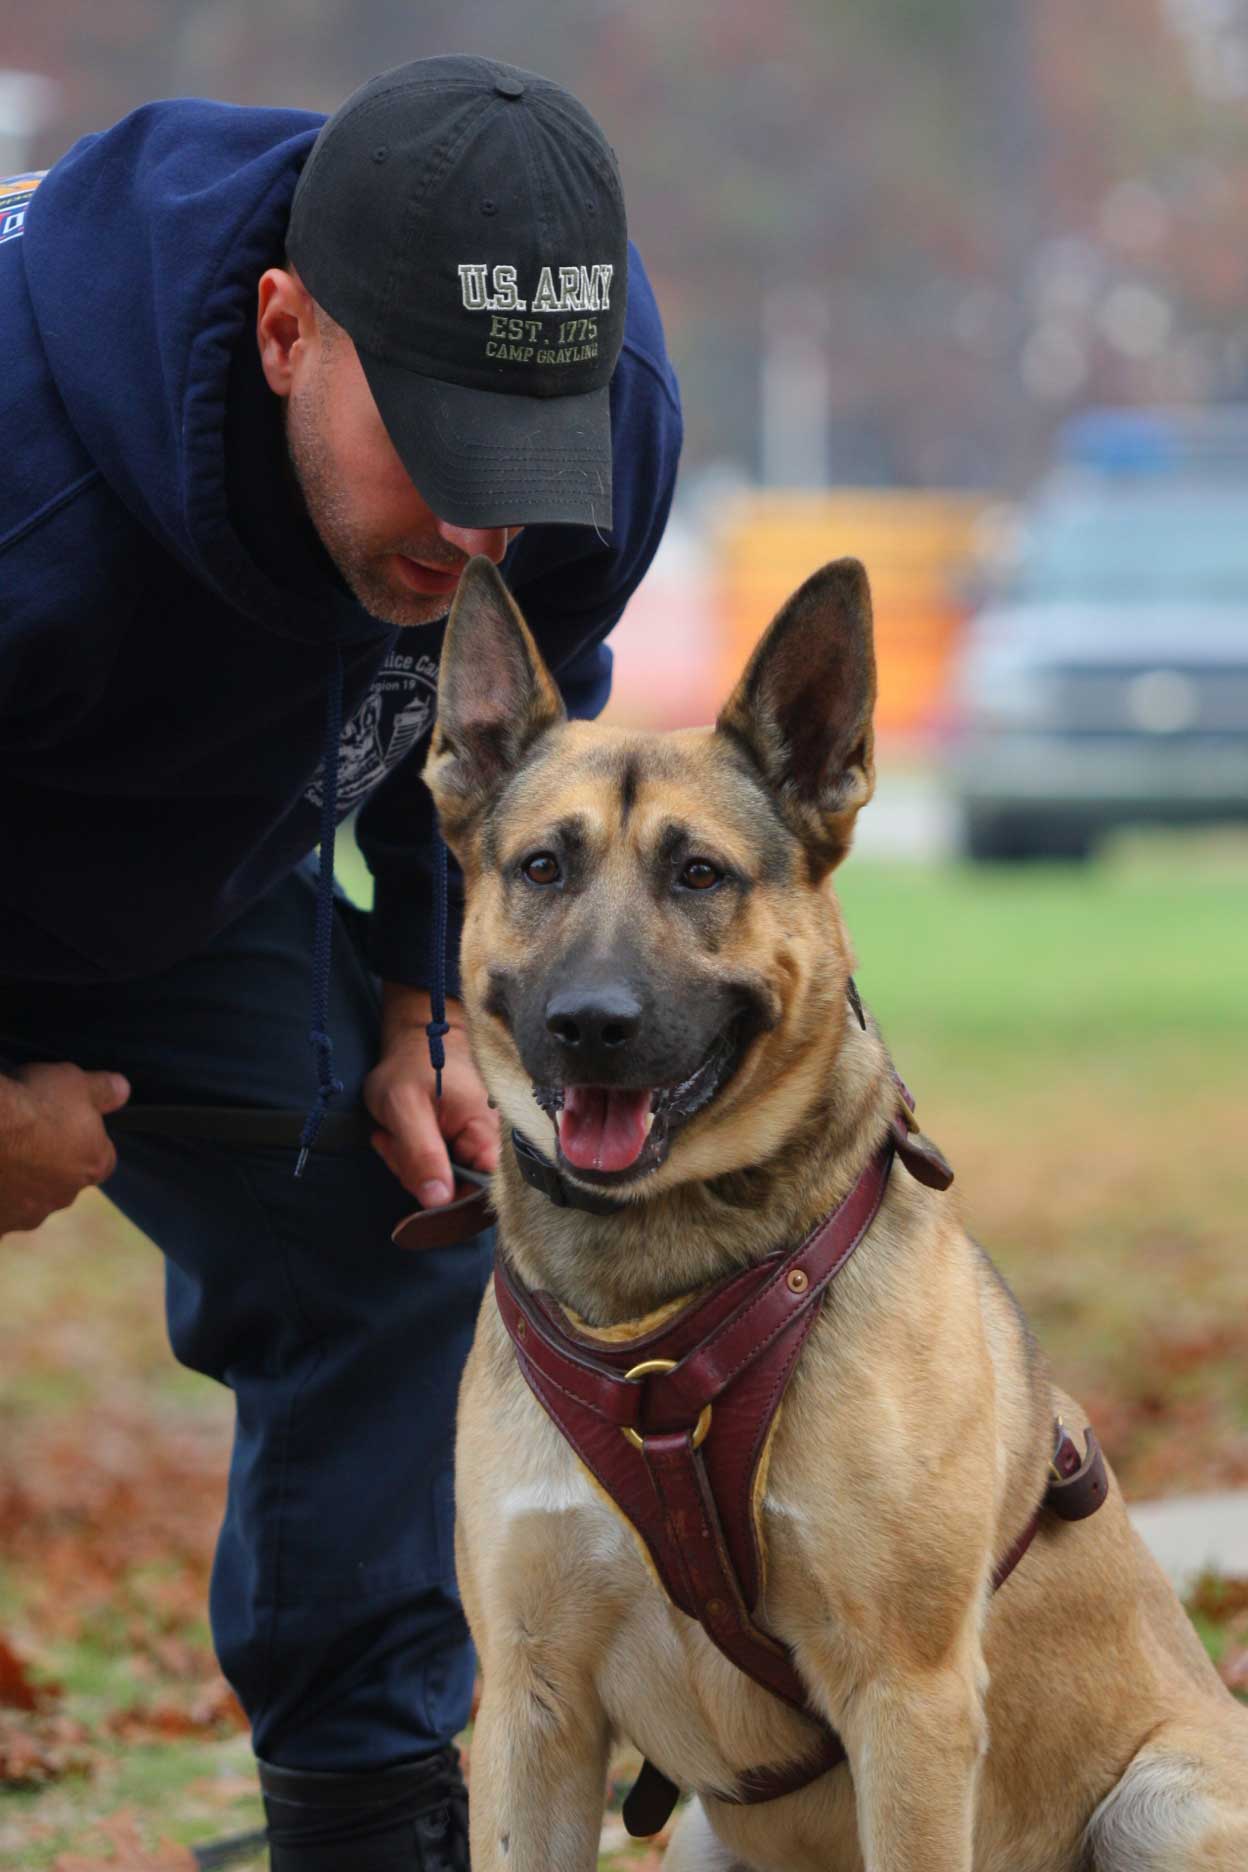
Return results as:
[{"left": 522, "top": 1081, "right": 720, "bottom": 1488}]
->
[
  {"left": 707, "top": 1598, "right": 725, "bottom": 1618},
  {"left": 516, "top": 1318, "right": 527, "bottom": 1339},
  {"left": 786, "top": 1268, "right": 809, "bottom": 1294}
]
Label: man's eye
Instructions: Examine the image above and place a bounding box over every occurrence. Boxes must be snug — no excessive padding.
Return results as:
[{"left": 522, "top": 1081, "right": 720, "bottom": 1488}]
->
[
  {"left": 522, "top": 852, "right": 561, "bottom": 886},
  {"left": 679, "top": 859, "right": 723, "bottom": 891}
]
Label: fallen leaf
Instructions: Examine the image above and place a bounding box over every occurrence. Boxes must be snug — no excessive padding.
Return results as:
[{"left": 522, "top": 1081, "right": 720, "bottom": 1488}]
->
[
  {"left": 1187, "top": 1574, "right": 1248, "bottom": 1624},
  {"left": 52, "top": 1807, "right": 195, "bottom": 1870},
  {"left": 188, "top": 1680, "right": 248, "bottom": 1731},
  {"left": 0, "top": 1709, "right": 93, "bottom": 1786},
  {"left": 0, "top": 1634, "right": 52, "bottom": 1712}
]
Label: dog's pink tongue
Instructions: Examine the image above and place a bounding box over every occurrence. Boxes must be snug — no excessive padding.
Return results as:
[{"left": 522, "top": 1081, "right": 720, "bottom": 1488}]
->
[{"left": 559, "top": 1086, "right": 652, "bottom": 1172}]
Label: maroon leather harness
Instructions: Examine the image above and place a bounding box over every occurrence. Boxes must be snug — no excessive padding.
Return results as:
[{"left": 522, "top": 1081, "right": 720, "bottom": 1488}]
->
[{"left": 494, "top": 1130, "right": 1109, "bottom": 1837}]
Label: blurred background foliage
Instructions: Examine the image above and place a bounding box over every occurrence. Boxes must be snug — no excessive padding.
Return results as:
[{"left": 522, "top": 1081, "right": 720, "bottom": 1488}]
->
[{"left": 10, "top": 0, "right": 1248, "bottom": 486}]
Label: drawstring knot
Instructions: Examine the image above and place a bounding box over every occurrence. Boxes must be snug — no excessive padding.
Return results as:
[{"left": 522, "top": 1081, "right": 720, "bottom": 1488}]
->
[
  {"left": 307, "top": 1028, "right": 342, "bottom": 1076},
  {"left": 425, "top": 1018, "right": 450, "bottom": 1102}
]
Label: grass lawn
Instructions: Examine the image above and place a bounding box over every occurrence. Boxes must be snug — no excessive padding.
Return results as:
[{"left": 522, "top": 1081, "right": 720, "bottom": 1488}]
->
[
  {"left": 838, "top": 836, "right": 1248, "bottom": 1499},
  {"left": 1, "top": 834, "right": 1245, "bottom": 1867}
]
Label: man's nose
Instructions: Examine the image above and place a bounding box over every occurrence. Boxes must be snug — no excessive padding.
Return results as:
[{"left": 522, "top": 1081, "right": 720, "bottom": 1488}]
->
[{"left": 435, "top": 520, "right": 520, "bottom": 564}]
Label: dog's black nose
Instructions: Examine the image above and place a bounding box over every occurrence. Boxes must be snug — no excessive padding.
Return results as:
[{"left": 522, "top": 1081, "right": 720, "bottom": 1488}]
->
[{"left": 545, "top": 984, "right": 642, "bottom": 1056}]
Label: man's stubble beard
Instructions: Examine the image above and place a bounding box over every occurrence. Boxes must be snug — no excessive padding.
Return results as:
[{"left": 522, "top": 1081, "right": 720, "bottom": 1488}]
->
[{"left": 283, "top": 381, "right": 453, "bottom": 630}]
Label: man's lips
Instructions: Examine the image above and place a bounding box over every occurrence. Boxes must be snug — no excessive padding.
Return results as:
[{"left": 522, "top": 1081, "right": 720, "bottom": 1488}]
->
[{"left": 392, "top": 555, "right": 465, "bottom": 596}]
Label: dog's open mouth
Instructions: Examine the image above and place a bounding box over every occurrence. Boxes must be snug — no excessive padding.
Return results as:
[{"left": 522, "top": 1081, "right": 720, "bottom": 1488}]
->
[
  {"left": 559, "top": 1086, "right": 655, "bottom": 1174},
  {"left": 532, "top": 1018, "right": 748, "bottom": 1184}
]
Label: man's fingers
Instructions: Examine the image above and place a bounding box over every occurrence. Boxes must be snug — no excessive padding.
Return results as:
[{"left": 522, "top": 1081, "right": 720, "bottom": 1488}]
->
[
  {"left": 85, "top": 1071, "right": 131, "bottom": 1114},
  {"left": 370, "top": 1130, "right": 401, "bottom": 1185},
  {"left": 88, "top": 1136, "right": 120, "bottom": 1186},
  {"left": 371, "top": 1083, "right": 454, "bottom": 1204},
  {"left": 451, "top": 1112, "right": 501, "bottom": 1174}
]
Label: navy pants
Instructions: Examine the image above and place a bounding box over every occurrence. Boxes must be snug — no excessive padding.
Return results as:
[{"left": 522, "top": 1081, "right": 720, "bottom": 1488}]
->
[{"left": 0, "top": 863, "right": 492, "bottom": 1771}]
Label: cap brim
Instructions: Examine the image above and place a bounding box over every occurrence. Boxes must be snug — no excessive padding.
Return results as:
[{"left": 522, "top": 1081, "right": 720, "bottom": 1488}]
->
[{"left": 357, "top": 348, "right": 614, "bottom": 530}]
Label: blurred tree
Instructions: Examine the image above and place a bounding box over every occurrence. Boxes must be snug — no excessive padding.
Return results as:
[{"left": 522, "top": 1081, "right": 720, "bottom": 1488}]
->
[{"left": 6, "top": 0, "right": 1248, "bottom": 489}]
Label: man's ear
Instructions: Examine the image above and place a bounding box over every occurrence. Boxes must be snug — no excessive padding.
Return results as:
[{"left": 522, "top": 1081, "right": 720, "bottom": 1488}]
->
[
  {"left": 256, "top": 266, "right": 317, "bottom": 397},
  {"left": 424, "top": 556, "right": 566, "bottom": 851},
  {"left": 716, "top": 557, "right": 876, "bottom": 874}
]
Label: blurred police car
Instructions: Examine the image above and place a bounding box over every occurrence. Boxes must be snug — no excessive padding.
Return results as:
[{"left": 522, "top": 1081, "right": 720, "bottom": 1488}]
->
[{"left": 952, "top": 408, "right": 1248, "bottom": 861}]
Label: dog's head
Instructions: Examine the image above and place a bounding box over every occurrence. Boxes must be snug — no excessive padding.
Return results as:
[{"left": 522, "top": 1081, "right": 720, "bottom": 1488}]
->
[{"left": 425, "top": 555, "right": 876, "bottom": 1197}]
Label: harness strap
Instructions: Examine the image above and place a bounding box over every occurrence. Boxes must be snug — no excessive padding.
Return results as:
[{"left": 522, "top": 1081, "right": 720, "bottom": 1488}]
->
[
  {"left": 656, "top": 1148, "right": 893, "bottom": 1421},
  {"left": 1049, "top": 1421, "right": 1109, "bottom": 1520},
  {"left": 496, "top": 1142, "right": 893, "bottom": 1619},
  {"left": 496, "top": 1144, "right": 894, "bottom": 1830},
  {"left": 620, "top": 1418, "right": 1107, "bottom": 1836},
  {"left": 990, "top": 1421, "right": 1107, "bottom": 1592},
  {"left": 495, "top": 1147, "right": 1111, "bottom": 1838}
]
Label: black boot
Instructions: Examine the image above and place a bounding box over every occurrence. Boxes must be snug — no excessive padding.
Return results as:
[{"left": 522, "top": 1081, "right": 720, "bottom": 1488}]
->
[{"left": 258, "top": 1746, "right": 469, "bottom": 1872}]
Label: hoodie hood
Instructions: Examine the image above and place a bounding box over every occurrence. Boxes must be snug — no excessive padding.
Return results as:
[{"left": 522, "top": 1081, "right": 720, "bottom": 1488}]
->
[
  {"left": 22, "top": 97, "right": 382, "bottom": 648},
  {"left": 20, "top": 100, "right": 407, "bottom": 1145}
]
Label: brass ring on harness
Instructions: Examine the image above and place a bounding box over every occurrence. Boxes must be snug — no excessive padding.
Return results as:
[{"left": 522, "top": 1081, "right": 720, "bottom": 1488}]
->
[{"left": 621, "top": 1357, "right": 712, "bottom": 1452}]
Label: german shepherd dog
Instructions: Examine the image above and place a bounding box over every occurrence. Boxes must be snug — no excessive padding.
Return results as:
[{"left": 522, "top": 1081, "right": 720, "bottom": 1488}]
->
[{"left": 425, "top": 556, "right": 1248, "bottom": 1872}]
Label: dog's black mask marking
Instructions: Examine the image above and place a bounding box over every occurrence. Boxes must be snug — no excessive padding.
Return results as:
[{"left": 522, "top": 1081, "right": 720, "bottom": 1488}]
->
[{"left": 487, "top": 950, "right": 773, "bottom": 1184}]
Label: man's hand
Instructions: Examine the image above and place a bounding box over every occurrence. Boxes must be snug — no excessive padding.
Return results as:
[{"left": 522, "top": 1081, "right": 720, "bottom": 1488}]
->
[
  {"left": 364, "top": 984, "right": 500, "bottom": 1207},
  {"left": 0, "top": 1062, "right": 131, "bottom": 1238}
]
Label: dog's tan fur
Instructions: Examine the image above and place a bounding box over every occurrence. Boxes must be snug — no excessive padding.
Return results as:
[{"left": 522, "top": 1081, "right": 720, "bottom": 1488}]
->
[{"left": 426, "top": 557, "right": 1248, "bottom": 1872}]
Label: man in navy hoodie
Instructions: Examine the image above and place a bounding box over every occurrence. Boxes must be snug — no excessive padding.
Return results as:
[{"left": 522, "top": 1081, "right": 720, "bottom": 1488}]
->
[{"left": 0, "top": 57, "right": 681, "bottom": 1869}]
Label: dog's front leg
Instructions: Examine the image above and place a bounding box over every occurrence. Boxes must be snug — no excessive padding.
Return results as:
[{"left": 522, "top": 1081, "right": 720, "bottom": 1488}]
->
[
  {"left": 468, "top": 1669, "right": 611, "bottom": 1872},
  {"left": 836, "top": 1645, "right": 986, "bottom": 1871}
]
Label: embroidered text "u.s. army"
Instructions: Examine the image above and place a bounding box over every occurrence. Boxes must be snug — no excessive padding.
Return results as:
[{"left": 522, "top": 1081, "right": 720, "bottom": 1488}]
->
[{"left": 458, "top": 262, "right": 614, "bottom": 314}]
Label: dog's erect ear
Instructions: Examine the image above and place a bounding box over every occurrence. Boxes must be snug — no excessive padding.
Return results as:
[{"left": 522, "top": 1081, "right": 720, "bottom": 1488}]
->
[
  {"left": 716, "top": 557, "right": 876, "bottom": 872},
  {"left": 425, "top": 556, "right": 566, "bottom": 848}
]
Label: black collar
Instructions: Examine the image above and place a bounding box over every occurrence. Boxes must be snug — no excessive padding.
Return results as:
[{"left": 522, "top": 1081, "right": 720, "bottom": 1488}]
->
[{"left": 510, "top": 1129, "right": 627, "bottom": 1215}]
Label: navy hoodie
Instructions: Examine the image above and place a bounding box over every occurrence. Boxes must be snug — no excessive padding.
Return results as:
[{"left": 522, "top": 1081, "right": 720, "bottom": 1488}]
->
[{"left": 0, "top": 100, "right": 682, "bottom": 999}]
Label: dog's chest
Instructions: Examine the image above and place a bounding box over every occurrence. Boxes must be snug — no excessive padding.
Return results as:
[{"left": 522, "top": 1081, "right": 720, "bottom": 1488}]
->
[
  {"left": 497, "top": 1463, "right": 637, "bottom": 1568},
  {"left": 490, "top": 1447, "right": 843, "bottom": 1795}
]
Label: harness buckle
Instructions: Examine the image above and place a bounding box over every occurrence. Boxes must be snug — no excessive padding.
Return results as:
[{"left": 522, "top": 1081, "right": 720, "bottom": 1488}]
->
[
  {"left": 1049, "top": 1414, "right": 1067, "bottom": 1484},
  {"left": 621, "top": 1357, "right": 712, "bottom": 1452}
]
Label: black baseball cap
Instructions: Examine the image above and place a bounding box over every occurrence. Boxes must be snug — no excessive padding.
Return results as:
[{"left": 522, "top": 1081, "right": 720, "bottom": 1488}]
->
[{"left": 287, "top": 55, "right": 628, "bottom": 529}]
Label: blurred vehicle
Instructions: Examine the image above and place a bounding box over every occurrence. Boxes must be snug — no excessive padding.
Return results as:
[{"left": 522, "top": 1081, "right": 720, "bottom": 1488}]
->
[{"left": 951, "top": 409, "right": 1248, "bottom": 861}]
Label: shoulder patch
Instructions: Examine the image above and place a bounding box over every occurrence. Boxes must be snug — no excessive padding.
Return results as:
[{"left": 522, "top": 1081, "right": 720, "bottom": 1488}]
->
[{"left": 0, "top": 173, "right": 46, "bottom": 247}]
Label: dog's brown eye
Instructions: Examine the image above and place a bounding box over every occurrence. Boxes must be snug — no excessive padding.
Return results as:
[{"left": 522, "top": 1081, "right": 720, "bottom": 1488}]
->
[
  {"left": 680, "top": 859, "right": 722, "bottom": 891},
  {"left": 522, "top": 852, "right": 561, "bottom": 886}
]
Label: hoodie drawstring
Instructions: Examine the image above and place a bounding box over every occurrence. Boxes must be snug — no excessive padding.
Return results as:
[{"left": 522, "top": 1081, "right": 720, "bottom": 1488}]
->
[
  {"left": 427, "top": 838, "right": 450, "bottom": 1101},
  {"left": 296, "top": 646, "right": 345, "bottom": 1177}
]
